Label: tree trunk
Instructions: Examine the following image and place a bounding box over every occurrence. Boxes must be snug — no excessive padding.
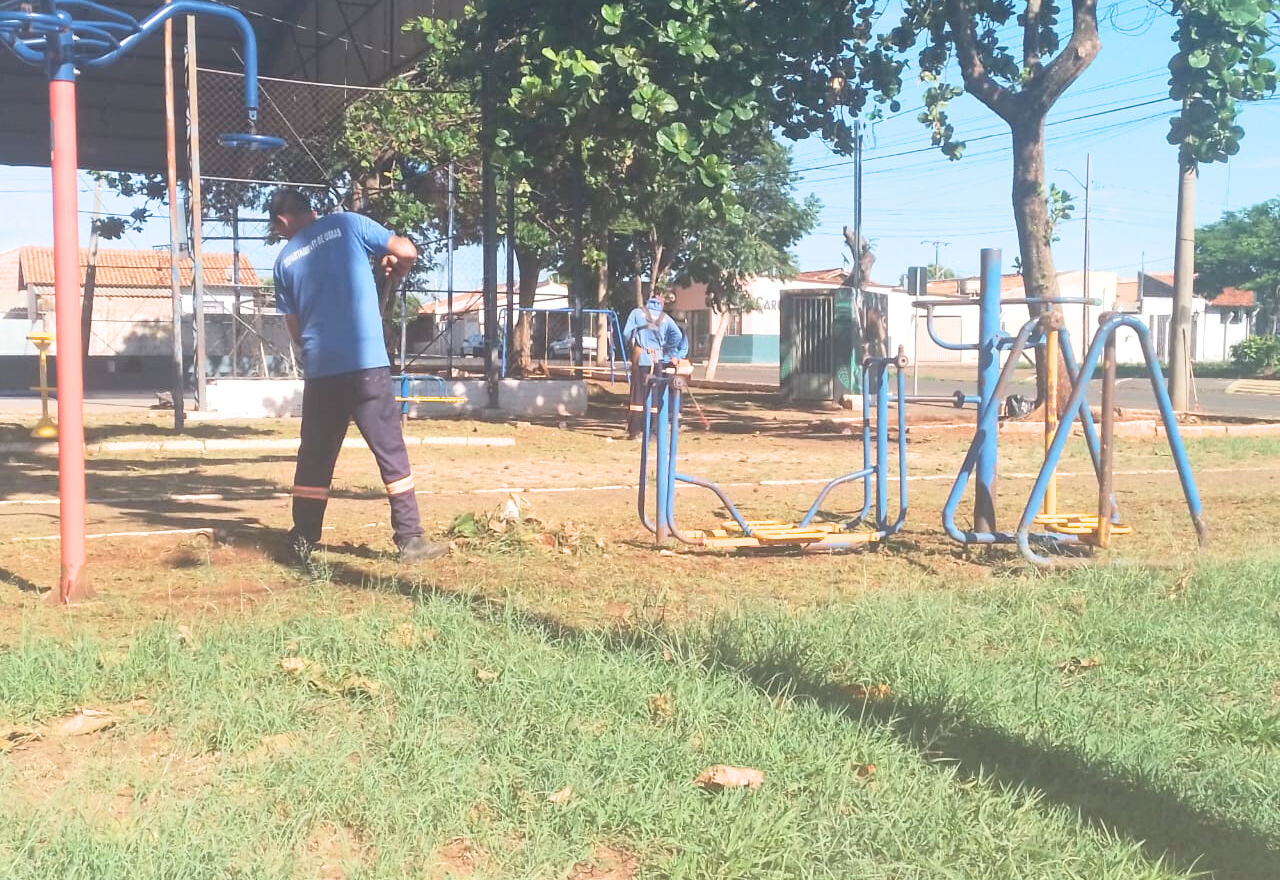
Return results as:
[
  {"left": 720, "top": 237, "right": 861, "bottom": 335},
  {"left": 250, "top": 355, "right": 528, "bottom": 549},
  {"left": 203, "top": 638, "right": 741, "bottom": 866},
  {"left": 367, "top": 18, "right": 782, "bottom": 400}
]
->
[
  {"left": 81, "top": 222, "right": 101, "bottom": 367},
  {"left": 593, "top": 214, "right": 609, "bottom": 366},
  {"left": 647, "top": 235, "right": 665, "bottom": 306},
  {"left": 1010, "top": 116, "right": 1070, "bottom": 410},
  {"left": 704, "top": 307, "right": 731, "bottom": 381},
  {"left": 513, "top": 244, "right": 542, "bottom": 376}
]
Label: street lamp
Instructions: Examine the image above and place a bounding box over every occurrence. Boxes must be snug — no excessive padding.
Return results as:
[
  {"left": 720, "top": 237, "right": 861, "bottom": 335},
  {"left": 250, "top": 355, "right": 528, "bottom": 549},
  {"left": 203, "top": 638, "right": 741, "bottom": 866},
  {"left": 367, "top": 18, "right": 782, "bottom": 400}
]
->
[{"left": 1055, "top": 153, "right": 1092, "bottom": 348}]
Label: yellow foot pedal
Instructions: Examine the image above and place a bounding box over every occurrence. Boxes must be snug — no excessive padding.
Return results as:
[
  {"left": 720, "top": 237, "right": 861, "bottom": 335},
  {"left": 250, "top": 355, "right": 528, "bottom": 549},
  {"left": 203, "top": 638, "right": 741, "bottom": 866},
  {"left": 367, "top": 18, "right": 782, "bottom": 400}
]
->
[{"left": 1034, "top": 513, "right": 1132, "bottom": 537}]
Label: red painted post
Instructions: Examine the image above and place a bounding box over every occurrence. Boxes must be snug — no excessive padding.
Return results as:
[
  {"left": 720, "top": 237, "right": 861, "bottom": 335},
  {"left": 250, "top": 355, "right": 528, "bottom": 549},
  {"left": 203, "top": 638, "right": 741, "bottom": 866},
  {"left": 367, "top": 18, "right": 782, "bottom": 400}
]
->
[{"left": 48, "top": 78, "right": 92, "bottom": 604}]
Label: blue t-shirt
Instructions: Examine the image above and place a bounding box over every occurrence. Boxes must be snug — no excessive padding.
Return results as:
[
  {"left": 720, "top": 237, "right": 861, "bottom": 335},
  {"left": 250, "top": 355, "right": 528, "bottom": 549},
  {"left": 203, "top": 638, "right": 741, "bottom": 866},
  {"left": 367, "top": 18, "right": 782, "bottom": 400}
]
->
[
  {"left": 623, "top": 305, "right": 688, "bottom": 366},
  {"left": 273, "top": 212, "right": 394, "bottom": 378}
]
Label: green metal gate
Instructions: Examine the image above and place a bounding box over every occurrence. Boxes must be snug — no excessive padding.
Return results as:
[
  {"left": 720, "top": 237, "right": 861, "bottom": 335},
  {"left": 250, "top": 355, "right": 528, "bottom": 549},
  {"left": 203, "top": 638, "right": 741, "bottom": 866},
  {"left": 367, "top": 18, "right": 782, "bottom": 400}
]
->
[{"left": 780, "top": 287, "right": 860, "bottom": 402}]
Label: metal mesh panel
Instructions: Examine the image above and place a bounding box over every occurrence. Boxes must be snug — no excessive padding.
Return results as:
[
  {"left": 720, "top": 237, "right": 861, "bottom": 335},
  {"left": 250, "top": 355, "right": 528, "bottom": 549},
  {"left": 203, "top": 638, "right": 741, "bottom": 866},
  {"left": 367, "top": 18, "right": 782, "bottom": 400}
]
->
[{"left": 194, "top": 67, "right": 375, "bottom": 188}]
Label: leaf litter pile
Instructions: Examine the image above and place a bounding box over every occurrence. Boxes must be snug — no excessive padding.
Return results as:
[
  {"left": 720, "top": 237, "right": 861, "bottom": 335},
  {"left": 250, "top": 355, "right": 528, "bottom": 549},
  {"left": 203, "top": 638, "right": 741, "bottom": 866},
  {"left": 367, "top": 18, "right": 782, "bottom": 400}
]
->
[{"left": 446, "top": 494, "right": 607, "bottom": 557}]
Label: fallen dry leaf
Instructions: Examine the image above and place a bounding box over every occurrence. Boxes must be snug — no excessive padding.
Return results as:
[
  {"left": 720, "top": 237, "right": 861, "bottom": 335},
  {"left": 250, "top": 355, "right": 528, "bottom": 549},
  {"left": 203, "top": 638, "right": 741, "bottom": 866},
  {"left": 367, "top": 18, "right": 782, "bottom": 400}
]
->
[
  {"left": 50, "top": 708, "right": 117, "bottom": 738},
  {"left": 1, "top": 728, "right": 42, "bottom": 752},
  {"left": 694, "top": 764, "right": 764, "bottom": 792},
  {"left": 329, "top": 675, "right": 383, "bottom": 698},
  {"left": 852, "top": 762, "right": 877, "bottom": 780},
  {"left": 1167, "top": 568, "right": 1193, "bottom": 601},
  {"left": 547, "top": 786, "right": 575, "bottom": 805},
  {"left": 280, "top": 656, "right": 315, "bottom": 675},
  {"left": 486, "top": 517, "right": 509, "bottom": 534},
  {"left": 474, "top": 667, "right": 500, "bottom": 684},
  {"left": 1056, "top": 656, "right": 1103, "bottom": 674},
  {"left": 530, "top": 533, "right": 558, "bottom": 549},
  {"left": 648, "top": 693, "right": 675, "bottom": 724},
  {"left": 842, "top": 683, "right": 891, "bottom": 701}
]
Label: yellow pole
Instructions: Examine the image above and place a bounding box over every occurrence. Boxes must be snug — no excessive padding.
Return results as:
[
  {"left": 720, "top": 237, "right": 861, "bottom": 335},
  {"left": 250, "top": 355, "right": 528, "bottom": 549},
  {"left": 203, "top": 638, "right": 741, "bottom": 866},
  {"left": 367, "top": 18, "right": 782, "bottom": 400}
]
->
[
  {"left": 1042, "top": 325, "right": 1058, "bottom": 517},
  {"left": 28, "top": 330, "right": 58, "bottom": 439}
]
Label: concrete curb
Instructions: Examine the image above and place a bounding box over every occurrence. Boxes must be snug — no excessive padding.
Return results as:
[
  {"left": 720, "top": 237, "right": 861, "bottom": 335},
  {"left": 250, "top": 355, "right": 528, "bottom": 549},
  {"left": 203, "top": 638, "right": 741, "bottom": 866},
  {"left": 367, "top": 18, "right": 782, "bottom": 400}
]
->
[{"left": 0, "top": 436, "right": 517, "bottom": 456}]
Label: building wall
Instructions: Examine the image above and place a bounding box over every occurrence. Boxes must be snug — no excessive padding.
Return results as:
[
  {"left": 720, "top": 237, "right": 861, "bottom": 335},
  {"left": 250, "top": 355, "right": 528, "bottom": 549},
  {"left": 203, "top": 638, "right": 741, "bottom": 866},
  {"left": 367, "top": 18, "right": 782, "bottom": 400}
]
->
[{"left": 669, "top": 277, "right": 836, "bottom": 364}]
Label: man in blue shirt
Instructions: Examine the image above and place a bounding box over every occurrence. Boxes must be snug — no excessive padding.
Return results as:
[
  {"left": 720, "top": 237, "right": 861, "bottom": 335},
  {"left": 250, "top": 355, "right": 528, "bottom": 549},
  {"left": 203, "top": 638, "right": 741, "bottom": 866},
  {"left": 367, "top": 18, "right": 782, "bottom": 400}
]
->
[
  {"left": 268, "top": 187, "right": 447, "bottom": 565},
  {"left": 622, "top": 295, "right": 689, "bottom": 439}
]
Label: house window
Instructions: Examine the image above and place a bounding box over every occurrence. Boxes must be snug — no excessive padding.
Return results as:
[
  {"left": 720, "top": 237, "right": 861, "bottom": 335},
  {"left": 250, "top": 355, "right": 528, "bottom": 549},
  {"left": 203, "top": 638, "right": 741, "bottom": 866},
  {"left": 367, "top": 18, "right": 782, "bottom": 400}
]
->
[
  {"left": 722, "top": 310, "right": 743, "bottom": 337},
  {"left": 686, "top": 309, "right": 711, "bottom": 358},
  {"left": 1155, "top": 315, "right": 1170, "bottom": 362}
]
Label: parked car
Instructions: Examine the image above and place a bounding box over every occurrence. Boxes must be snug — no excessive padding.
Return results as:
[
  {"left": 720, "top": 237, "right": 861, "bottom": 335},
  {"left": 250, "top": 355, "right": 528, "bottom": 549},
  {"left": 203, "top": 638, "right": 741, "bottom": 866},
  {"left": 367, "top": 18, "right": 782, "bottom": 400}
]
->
[
  {"left": 461, "top": 333, "right": 486, "bottom": 358},
  {"left": 548, "top": 335, "right": 600, "bottom": 359}
]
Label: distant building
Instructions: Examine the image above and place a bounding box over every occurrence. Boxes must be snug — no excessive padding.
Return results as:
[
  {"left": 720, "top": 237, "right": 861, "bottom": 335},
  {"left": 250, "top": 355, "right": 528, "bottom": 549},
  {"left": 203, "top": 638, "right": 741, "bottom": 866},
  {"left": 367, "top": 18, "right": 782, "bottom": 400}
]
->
[{"left": 0, "top": 245, "right": 287, "bottom": 390}]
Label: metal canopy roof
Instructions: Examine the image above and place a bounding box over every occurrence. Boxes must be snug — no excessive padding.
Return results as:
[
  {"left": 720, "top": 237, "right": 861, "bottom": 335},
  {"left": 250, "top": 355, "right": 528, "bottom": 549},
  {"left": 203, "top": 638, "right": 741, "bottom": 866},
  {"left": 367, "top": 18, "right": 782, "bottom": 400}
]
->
[{"left": 0, "top": 0, "right": 462, "bottom": 173}]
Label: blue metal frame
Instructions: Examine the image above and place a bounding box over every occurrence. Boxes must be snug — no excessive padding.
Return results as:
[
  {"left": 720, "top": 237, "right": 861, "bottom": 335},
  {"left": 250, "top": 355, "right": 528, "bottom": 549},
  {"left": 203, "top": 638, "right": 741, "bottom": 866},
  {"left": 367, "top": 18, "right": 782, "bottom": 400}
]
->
[
  {"left": 499, "top": 307, "right": 630, "bottom": 382},
  {"left": 1015, "top": 314, "right": 1206, "bottom": 565},
  {"left": 638, "top": 355, "right": 909, "bottom": 550},
  {"left": 396, "top": 373, "right": 456, "bottom": 417},
  {"left": 0, "top": 0, "right": 284, "bottom": 147}
]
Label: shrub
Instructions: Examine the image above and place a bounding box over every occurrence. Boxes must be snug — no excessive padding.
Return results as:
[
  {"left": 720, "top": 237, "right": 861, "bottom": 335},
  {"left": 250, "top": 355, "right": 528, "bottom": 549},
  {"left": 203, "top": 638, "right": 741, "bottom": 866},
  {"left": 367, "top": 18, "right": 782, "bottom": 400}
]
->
[{"left": 1229, "top": 334, "right": 1280, "bottom": 371}]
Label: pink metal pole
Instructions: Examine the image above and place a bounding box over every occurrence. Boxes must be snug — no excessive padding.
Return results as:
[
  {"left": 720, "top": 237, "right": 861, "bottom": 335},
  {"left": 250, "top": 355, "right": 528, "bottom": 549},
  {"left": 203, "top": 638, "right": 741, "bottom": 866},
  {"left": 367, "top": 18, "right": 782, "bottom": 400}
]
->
[{"left": 49, "top": 78, "right": 93, "bottom": 604}]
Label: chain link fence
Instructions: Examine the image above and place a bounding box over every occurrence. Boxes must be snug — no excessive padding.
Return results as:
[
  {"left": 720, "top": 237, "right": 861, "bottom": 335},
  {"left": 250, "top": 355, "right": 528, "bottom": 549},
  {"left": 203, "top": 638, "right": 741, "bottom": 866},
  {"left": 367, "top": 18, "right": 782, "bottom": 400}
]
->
[{"left": 189, "top": 67, "right": 495, "bottom": 380}]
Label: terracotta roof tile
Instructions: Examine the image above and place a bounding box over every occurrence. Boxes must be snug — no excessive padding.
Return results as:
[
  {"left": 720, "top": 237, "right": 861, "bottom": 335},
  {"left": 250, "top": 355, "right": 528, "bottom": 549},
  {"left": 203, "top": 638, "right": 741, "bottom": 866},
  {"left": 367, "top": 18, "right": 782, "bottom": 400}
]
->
[
  {"left": 794, "top": 268, "right": 848, "bottom": 284},
  {"left": 18, "top": 246, "right": 259, "bottom": 289},
  {"left": 1210, "top": 286, "right": 1256, "bottom": 308}
]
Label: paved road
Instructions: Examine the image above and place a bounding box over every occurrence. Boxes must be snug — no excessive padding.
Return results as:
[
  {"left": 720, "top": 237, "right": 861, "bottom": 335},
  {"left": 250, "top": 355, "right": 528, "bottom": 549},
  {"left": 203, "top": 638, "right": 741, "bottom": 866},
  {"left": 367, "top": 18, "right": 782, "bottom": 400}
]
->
[{"left": 696, "top": 363, "right": 1280, "bottom": 420}]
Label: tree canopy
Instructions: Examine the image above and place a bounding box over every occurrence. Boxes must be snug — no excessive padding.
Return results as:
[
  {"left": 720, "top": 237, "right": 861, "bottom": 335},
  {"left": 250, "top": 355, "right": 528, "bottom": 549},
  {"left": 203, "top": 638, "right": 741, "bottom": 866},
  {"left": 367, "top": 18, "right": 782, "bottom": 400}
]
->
[{"left": 1195, "top": 197, "right": 1280, "bottom": 325}]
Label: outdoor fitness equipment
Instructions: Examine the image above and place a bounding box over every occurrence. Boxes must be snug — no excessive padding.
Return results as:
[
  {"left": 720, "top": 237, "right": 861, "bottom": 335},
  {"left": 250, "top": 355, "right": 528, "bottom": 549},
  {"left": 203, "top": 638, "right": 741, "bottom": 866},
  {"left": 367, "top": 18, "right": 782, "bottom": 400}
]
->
[
  {"left": 918, "top": 249, "right": 1204, "bottom": 565},
  {"left": 0, "top": 0, "right": 285, "bottom": 603},
  {"left": 638, "top": 352, "right": 909, "bottom": 550},
  {"left": 1014, "top": 312, "right": 1207, "bottom": 565},
  {"left": 395, "top": 373, "right": 466, "bottom": 415}
]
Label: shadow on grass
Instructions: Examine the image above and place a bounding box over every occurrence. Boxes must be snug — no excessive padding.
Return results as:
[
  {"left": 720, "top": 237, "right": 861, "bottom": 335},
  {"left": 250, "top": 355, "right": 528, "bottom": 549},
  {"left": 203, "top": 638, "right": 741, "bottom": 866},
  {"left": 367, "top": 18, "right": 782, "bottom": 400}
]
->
[
  {"left": 301, "top": 550, "right": 1278, "bottom": 880},
  {"left": 0, "top": 565, "right": 46, "bottom": 595},
  {"left": 685, "top": 635, "right": 1280, "bottom": 880}
]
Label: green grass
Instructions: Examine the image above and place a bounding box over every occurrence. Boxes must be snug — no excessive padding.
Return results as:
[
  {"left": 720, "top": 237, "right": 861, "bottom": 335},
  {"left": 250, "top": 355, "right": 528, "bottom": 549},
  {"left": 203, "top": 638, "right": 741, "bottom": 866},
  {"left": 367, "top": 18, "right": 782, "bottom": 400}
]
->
[{"left": 2, "top": 560, "right": 1279, "bottom": 878}]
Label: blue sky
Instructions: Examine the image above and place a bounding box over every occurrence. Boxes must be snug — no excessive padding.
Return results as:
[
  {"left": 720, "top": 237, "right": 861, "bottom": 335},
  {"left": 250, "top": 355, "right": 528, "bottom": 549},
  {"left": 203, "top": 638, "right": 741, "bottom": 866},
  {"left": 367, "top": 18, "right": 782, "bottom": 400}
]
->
[{"left": 2, "top": 2, "right": 1278, "bottom": 291}]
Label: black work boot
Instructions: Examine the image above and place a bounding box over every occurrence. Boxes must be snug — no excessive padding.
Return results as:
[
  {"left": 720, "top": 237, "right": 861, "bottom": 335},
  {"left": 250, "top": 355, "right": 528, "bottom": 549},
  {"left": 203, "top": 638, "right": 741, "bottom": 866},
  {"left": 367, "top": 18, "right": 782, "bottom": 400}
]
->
[{"left": 398, "top": 535, "right": 450, "bottom": 563}]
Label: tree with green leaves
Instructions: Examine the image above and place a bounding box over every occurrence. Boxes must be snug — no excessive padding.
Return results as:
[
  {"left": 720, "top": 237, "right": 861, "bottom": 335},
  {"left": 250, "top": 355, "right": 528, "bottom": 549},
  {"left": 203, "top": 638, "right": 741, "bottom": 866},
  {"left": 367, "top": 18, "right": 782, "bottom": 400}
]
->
[
  {"left": 427, "top": 0, "right": 890, "bottom": 363},
  {"left": 1163, "top": 0, "right": 1277, "bottom": 407},
  {"left": 1195, "top": 198, "right": 1280, "bottom": 333},
  {"left": 865, "top": 0, "right": 1104, "bottom": 402},
  {"left": 668, "top": 137, "right": 821, "bottom": 378}
]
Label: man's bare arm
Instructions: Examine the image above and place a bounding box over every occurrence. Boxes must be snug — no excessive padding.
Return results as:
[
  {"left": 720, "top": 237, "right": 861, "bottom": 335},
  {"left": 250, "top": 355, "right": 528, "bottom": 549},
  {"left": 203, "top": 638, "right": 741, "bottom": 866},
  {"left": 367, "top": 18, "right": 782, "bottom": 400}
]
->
[{"left": 380, "top": 235, "right": 417, "bottom": 280}]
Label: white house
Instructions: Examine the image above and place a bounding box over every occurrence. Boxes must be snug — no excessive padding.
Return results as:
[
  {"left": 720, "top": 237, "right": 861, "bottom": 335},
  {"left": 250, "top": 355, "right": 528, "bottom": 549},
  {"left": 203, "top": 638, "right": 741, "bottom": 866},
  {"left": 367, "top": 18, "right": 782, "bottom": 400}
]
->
[{"left": 1115, "top": 273, "right": 1256, "bottom": 365}]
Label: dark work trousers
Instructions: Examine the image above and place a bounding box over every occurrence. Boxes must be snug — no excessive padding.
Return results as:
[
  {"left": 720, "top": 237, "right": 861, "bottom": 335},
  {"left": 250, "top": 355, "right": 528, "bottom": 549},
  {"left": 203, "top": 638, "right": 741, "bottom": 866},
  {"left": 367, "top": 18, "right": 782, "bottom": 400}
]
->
[
  {"left": 291, "top": 366, "right": 423, "bottom": 548},
  {"left": 627, "top": 362, "right": 660, "bottom": 437}
]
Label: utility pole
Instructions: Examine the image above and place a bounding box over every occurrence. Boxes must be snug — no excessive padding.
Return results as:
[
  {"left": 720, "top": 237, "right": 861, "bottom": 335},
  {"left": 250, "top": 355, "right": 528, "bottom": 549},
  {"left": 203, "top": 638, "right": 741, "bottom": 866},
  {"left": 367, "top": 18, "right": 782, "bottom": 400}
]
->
[
  {"left": 1057, "top": 156, "right": 1093, "bottom": 345},
  {"left": 921, "top": 240, "right": 949, "bottom": 278},
  {"left": 1169, "top": 152, "right": 1197, "bottom": 411},
  {"left": 1082, "top": 153, "right": 1091, "bottom": 346}
]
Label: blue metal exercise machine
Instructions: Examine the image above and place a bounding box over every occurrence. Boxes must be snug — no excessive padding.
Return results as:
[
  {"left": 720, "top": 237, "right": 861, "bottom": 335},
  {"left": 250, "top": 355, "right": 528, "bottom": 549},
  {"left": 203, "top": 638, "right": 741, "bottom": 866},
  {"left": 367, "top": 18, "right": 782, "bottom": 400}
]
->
[
  {"left": 638, "top": 353, "right": 909, "bottom": 550},
  {"left": 917, "top": 249, "right": 1206, "bottom": 564}
]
